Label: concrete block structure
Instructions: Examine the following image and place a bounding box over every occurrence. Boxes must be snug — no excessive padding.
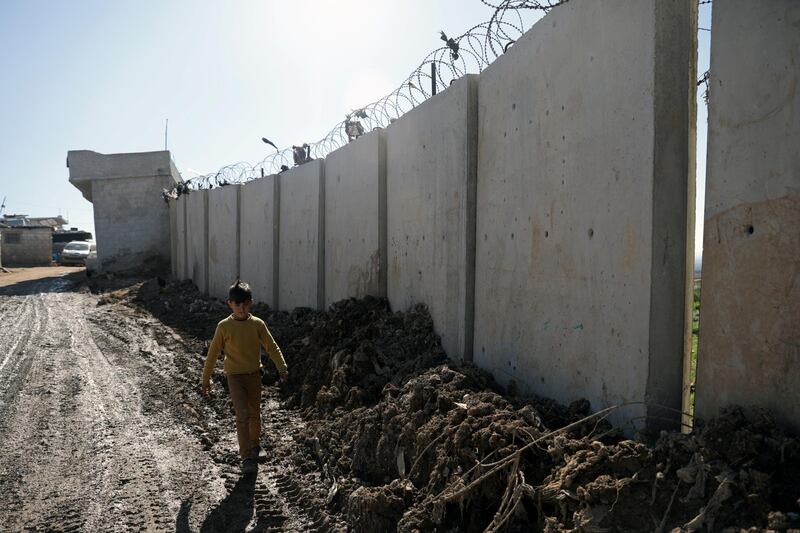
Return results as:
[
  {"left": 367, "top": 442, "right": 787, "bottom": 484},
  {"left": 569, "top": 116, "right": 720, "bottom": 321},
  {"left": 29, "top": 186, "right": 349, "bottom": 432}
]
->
[
  {"left": 186, "top": 190, "right": 209, "bottom": 293},
  {"left": 472, "top": 0, "right": 696, "bottom": 430},
  {"left": 208, "top": 185, "right": 241, "bottom": 300},
  {"left": 696, "top": 1, "right": 800, "bottom": 431},
  {"left": 278, "top": 160, "right": 325, "bottom": 310},
  {"left": 240, "top": 176, "right": 278, "bottom": 308},
  {"left": 386, "top": 75, "right": 478, "bottom": 361},
  {"left": 324, "top": 131, "right": 386, "bottom": 307},
  {"left": 67, "top": 150, "right": 181, "bottom": 272},
  {"left": 0, "top": 227, "right": 53, "bottom": 266}
]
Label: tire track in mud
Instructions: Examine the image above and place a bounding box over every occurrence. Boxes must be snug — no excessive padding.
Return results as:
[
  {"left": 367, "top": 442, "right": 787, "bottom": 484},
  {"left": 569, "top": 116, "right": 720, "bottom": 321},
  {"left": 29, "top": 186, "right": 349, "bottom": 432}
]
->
[
  {"left": 0, "top": 277, "right": 345, "bottom": 531},
  {"left": 87, "top": 302, "right": 346, "bottom": 532},
  {"left": 0, "top": 281, "right": 212, "bottom": 531},
  {"left": 0, "top": 286, "right": 45, "bottom": 416}
]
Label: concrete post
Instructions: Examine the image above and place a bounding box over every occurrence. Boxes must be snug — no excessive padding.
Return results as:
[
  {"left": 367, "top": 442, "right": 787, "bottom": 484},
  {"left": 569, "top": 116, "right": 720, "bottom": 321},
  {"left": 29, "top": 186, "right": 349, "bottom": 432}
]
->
[{"left": 695, "top": 0, "right": 800, "bottom": 431}]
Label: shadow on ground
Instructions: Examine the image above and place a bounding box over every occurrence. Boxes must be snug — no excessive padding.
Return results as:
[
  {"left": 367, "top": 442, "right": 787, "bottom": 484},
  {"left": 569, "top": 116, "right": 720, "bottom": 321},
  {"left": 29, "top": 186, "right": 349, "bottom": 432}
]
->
[{"left": 175, "top": 472, "right": 258, "bottom": 533}]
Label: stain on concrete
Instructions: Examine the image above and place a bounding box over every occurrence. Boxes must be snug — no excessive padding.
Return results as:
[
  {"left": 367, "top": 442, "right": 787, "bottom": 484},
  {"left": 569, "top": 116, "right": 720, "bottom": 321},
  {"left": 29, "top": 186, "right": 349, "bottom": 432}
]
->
[{"left": 697, "top": 195, "right": 800, "bottom": 429}]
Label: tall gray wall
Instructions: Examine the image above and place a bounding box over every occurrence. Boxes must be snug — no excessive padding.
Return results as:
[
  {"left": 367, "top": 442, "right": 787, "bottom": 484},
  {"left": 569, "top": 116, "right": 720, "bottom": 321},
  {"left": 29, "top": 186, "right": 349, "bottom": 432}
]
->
[
  {"left": 472, "top": 0, "right": 695, "bottom": 429},
  {"left": 186, "top": 190, "right": 209, "bottom": 293},
  {"left": 324, "top": 131, "right": 386, "bottom": 307},
  {"left": 168, "top": 0, "right": 705, "bottom": 432},
  {"left": 240, "top": 176, "right": 278, "bottom": 308},
  {"left": 208, "top": 185, "right": 241, "bottom": 300},
  {"left": 176, "top": 196, "right": 188, "bottom": 280},
  {"left": 386, "top": 75, "right": 478, "bottom": 361},
  {"left": 169, "top": 200, "right": 178, "bottom": 277},
  {"left": 278, "top": 160, "right": 325, "bottom": 310},
  {"left": 696, "top": 1, "right": 800, "bottom": 430}
]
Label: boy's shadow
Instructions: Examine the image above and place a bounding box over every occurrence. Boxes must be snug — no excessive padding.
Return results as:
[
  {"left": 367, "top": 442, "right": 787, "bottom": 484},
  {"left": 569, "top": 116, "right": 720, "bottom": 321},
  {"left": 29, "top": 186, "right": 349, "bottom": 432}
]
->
[{"left": 175, "top": 472, "right": 257, "bottom": 533}]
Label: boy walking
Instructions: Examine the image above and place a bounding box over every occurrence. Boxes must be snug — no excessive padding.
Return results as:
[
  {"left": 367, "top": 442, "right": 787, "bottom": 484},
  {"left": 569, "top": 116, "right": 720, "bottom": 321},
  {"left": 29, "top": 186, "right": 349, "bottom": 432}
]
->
[{"left": 201, "top": 280, "right": 288, "bottom": 474}]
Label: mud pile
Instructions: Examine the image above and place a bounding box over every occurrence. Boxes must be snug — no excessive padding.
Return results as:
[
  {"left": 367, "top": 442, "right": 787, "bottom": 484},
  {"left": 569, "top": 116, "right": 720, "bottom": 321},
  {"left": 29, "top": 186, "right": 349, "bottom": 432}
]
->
[
  {"left": 105, "top": 277, "right": 800, "bottom": 532},
  {"left": 277, "top": 296, "right": 447, "bottom": 413},
  {"left": 301, "top": 367, "right": 800, "bottom": 532}
]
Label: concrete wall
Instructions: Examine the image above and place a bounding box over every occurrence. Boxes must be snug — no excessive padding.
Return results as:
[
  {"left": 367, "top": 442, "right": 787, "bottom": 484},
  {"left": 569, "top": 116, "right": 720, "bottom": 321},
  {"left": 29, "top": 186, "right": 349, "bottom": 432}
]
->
[
  {"left": 385, "top": 75, "right": 478, "bottom": 361},
  {"left": 89, "top": 176, "right": 175, "bottom": 271},
  {"left": 67, "top": 150, "right": 181, "bottom": 272},
  {"left": 278, "top": 160, "right": 325, "bottom": 310},
  {"left": 696, "top": 1, "right": 800, "bottom": 430},
  {"left": 168, "top": 0, "right": 704, "bottom": 432},
  {"left": 208, "top": 185, "right": 241, "bottom": 300},
  {"left": 1, "top": 228, "right": 52, "bottom": 267},
  {"left": 186, "top": 190, "right": 209, "bottom": 293},
  {"left": 240, "top": 176, "right": 278, "bottom": 308},
  {"left": 324, "top": 131, "right": 386, "bottom": 307},
  {"left": 169, "top": 200, "right": 178, "bottom": 277},
  {"left": 176, "top": 196, "right": 188, "bottom": 280},
  {"left": 472, "top": 0, "right": 695, "bottom": 430}
]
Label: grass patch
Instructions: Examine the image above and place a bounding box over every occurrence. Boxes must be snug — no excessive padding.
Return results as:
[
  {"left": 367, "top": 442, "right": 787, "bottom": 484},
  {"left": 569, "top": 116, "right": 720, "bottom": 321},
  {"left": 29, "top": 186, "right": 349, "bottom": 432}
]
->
[{"left": 689, "top": 278, "right": 701, "bottom": 418}]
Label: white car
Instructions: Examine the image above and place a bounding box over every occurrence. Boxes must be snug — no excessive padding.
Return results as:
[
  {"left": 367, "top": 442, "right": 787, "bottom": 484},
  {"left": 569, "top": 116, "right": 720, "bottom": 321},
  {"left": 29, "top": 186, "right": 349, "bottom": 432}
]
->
[{"left": 60, "top": 241, "right": 96, "bottom": 266}]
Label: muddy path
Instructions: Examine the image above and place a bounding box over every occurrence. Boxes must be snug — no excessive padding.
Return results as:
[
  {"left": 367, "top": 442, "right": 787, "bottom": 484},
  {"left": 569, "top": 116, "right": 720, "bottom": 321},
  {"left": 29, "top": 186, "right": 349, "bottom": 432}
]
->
[{"left": 0, "top": 275, "right": 343, "bottom": 532}]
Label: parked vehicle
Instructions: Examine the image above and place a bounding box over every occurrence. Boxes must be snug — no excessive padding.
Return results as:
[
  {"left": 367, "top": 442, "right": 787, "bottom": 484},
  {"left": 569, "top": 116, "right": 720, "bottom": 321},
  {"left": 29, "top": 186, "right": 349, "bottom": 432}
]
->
[
  {"left": 60, "top": 241, "right": 95, "bottom": 266},
  {"left": 85, "top": 250, "right": 99, "bottom": 276}
]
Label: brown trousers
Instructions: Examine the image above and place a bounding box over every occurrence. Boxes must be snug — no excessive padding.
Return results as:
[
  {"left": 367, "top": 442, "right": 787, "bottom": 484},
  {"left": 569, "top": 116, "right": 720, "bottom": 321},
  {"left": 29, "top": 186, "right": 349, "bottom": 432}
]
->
[{"left": 227, "top": 371, "right": 262, "bottom": 459}]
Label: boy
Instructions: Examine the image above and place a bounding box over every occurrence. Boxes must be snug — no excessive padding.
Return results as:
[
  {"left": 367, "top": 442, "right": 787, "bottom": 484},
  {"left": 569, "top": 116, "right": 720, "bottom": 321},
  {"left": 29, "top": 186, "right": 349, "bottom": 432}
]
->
[{"left": 201, "top": 280, "right": 288, "bottom": 474}]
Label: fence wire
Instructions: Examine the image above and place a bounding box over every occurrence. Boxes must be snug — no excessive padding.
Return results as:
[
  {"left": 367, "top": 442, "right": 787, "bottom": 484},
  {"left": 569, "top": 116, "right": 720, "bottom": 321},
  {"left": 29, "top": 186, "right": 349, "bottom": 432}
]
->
[{"left": 164, "top": 0, "right": 711, "bottom": 201}]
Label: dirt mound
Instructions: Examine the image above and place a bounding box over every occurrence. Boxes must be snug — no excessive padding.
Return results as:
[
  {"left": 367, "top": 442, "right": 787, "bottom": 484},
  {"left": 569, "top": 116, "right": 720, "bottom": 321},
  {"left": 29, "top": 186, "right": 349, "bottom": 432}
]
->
[
  {"left": 102, "top": 277, "right": 800, "bottom": 532},
  {"left": 278, "top": 296, "right": 448, "bottom": 413},
  {"left": 300, "top": 363, "right": 800, "bottom": 532}
]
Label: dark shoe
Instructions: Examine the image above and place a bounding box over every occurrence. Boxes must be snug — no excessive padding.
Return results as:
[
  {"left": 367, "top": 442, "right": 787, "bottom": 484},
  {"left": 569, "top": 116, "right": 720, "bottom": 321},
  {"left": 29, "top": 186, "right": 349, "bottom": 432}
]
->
[
  {"left": 241, "top": 458, "right": 258, "bottom": 475},
  {"left": 252, "top": 446, "right": 267, "bottom": 463}
]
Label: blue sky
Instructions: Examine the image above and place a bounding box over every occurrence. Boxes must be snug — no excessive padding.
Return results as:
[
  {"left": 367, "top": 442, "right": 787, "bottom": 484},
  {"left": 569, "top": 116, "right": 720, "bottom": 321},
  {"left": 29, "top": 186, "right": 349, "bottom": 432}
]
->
[{"left": 0, "top": 1, "right": 711, "bottom": 258}]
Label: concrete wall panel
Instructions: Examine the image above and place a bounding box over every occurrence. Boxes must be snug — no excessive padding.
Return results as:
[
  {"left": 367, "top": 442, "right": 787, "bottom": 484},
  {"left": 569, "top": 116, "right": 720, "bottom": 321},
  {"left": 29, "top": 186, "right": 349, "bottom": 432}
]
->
[
  {"left": 473, "top": 0, "right": 695, "bottom": 430},
  {"left": 169, "top": 199, "right": 178, "bottom": 277},
  {"left": 176, "top": 196, "right": 188, "bottom": 280},
  {"left": 324, "top": 131, "right": 386, "bottom": 307},
  {"left": 186, "top": 190, "right": 209, "bottom": 293},
  {"left": 208, "top": 185, "right": 241, "bottom": 300},
  {"left": 240, "top": 176, "right": 277, "bottom": 308},
  {"left": 696, "top": 1, "right": 800, "bottom": 430},
  {"left": 386, "top": 75, "right": 478, "bottom": 361},
  {"left": 278, "top": 160, "right": 324, "bottom": 310}
]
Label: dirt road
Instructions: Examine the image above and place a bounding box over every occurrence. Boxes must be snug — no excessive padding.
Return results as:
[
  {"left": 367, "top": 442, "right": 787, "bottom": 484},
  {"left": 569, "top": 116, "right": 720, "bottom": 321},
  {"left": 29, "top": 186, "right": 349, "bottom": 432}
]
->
[
  {"left": 0, "top": 266, "right": 84, "bottom": 287},
  {"left": 0, "top": 274, "right": 341, "bottom": 532}
]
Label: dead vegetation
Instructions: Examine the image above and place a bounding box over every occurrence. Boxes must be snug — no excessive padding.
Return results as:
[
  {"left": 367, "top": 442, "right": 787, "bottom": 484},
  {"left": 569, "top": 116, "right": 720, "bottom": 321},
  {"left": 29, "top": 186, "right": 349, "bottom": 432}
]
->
[{"left": 96, "top": 275, "right": 800, "bottom": 532}]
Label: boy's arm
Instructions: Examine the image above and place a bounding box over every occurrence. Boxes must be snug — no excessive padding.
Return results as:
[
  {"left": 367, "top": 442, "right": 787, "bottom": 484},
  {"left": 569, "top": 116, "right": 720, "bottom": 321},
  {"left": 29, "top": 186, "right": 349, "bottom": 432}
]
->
[
  {"left": 258, "top": 322, "right": 288, "bottom": 373},
  {"left": 202, "top": 325, "right": 225, "bottom": 389}
]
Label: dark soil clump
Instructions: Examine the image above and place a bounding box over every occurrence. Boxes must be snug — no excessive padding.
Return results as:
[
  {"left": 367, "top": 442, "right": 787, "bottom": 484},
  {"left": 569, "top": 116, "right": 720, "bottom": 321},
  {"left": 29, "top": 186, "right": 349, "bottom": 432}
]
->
[{"left": 103, "top": 276, "right": 800, "bottom": 532}]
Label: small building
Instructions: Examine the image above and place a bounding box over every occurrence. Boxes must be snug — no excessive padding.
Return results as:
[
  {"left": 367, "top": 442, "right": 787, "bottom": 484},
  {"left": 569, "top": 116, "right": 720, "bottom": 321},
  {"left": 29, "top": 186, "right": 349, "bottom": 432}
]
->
[
  {"left": 2, "top": 214, "right": 68, "bottom": 230},
  {"left": 0, "top": 225, "right": 53, "bottom": 267},
  {"left": 1, "top": 214, "right": 86, "bottom": 262},
  {"left": 67, "top": 150, "right": 181, "bottom": 272}
]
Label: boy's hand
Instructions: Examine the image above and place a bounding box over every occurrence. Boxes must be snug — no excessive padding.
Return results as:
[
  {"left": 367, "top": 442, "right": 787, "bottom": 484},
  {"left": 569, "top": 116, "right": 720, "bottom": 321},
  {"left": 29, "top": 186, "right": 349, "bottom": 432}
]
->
[
  {"left": 201, "top": 383, "right": 211, "bottom": 397},
  {"left": 278, "top": 370, "right": 288, "bottom": 384}
]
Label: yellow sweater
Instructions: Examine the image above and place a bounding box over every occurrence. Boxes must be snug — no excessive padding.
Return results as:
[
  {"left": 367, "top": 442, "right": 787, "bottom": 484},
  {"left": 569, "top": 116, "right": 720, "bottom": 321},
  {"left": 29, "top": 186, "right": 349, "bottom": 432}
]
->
[{"left": 202, "top": 314, "right": 288, "bottom": 386}]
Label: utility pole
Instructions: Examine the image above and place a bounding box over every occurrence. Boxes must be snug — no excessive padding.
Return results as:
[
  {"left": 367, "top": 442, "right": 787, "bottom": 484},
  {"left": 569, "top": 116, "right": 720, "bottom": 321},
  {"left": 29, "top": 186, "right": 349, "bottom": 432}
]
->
[{"left": 164, "top": 119, "right": 169, "bottom": 150}]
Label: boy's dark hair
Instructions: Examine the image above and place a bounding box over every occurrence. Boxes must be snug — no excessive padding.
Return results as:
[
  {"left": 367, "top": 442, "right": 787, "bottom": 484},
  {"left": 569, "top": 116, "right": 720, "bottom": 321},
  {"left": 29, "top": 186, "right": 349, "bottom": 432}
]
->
[{"left": 228, "top": 279, "right": 252, "bottom": 303}]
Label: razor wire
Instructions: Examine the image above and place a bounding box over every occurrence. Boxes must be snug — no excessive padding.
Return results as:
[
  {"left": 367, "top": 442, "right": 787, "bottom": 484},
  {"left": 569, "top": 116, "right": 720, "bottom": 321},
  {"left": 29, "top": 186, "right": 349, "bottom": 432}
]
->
[
  {"left": 163, "top": 0, "right": 569, "bottom": 200},
  {"left": 164, "top": 0, "right": 712, "bottom": 201}
]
